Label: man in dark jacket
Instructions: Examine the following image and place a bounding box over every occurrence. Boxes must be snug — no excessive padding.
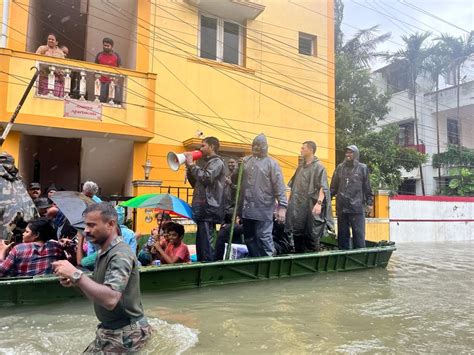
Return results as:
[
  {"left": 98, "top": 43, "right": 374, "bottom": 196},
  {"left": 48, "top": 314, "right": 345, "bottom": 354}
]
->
[
  {"left": 185, "top": 137, "right": 225, "bottom": 261},
  {"left": 239, "top": 134, "right": 287, "bottom": 257},
  {"left": 286, "top": 141, "right": 334, "bottom": 253},
  {"left": 330, "top": 145, "right": 373, "bottom": 250}
]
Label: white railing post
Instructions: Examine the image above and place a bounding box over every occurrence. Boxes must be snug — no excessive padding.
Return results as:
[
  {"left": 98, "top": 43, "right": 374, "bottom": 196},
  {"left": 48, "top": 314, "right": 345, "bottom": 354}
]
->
[
  {"left": 94, "top": 73, "right": 101, "bottom": 103},
  {"left": 108, "top": 77, "right": 116, "bottom": 105},
  {"left": 47, "top": 65, "right": 56, "bottom": 96},
  {"left": 64, "top": 68, "right": 71, "bottom": 99},
  {"left": 79, "top": 70, "right": 86, "bottom": 101}
]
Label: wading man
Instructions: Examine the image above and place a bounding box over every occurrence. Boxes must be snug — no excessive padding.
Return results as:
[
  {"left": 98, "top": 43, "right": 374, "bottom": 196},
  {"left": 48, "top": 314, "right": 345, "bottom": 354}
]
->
[
  {"left": 53, "top": 203, "right": 151, "bottom": 353},
  {"left": 185, "top": 137, "right": 225, "bottom": 262},
  {"left": 239, "top": 134, "right": 287, "bottom": 257},
  {"left": 286, "top": 141, "right": 333, "bottom": 252},
  {"left": 330, "top": 145, "right": 373, "bottom": 250}
]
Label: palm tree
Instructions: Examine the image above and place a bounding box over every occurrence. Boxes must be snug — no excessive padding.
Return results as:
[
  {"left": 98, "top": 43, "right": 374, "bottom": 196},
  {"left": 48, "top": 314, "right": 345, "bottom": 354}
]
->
[
  {"left": 438, "top": 31, "right": 474, "bottom": 148},
  {"left": 425, "top": 43, "right": 449, "bottom": 189},
  {"left": 335, "top": 0, "right": 391, "bottom": 68},
  {"left": 391, "top": 32, "right": 432, "bottom": 195}
]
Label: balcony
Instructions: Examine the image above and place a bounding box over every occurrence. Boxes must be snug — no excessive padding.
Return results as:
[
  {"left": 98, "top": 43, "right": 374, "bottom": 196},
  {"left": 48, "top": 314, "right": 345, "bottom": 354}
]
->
[
  {"left": 404, "top": 144, "right": 426, "bottom": 154},
  {"left": 0, "top": 49, "right": 156, "bottom": 141}
]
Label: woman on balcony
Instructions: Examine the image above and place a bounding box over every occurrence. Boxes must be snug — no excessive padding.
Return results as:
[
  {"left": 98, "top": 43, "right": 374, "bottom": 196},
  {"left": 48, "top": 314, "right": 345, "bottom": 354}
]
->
[{"left": 36, "top": 33, "right": 65, "bottom": 97}]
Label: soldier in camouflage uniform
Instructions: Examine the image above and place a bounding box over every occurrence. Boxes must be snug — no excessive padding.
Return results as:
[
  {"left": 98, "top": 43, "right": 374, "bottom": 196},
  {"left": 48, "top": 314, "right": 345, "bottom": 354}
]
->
[
  {"left": 53, "top": 203, "right": 152, "bottom": 353},
  {"left": 0, "top": 152, "right": 38, "bottom": 241}
]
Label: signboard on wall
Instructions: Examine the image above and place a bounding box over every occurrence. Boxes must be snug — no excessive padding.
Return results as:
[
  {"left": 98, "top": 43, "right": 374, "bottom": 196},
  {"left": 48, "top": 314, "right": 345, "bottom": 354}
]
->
[{"left": 64, "top": 100, "right": 102, "bottom": 121}]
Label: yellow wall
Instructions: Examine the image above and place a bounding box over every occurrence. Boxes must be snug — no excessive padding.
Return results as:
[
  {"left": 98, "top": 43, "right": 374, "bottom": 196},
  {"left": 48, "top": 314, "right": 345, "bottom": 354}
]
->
[{"left": 142, "top": 0, "right": 335, "bottom": 186}]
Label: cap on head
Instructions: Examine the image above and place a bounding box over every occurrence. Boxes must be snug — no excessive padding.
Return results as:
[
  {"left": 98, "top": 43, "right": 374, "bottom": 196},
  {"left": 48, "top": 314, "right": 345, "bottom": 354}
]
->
[
  {"left": 35, "top": 197, "right": 52, "bottom": 209},
  {"left": 29, "top": 182, "right": 41, "bottom": 190}
]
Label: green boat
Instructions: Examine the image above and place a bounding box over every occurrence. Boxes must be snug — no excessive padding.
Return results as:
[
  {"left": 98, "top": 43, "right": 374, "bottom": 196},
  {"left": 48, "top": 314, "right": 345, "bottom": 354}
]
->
[{"left": 0, "top": 238, "right": 395, "bottom": 305}]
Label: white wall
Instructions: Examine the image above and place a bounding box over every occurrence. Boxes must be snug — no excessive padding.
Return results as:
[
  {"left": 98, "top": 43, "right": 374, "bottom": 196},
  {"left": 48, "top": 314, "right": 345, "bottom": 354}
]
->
[
  {"left": 390, "top": 196, "right": 474, "bottom": 242},
  {"left": 81, "top": 137, "right": 133, "bottom": 196}
]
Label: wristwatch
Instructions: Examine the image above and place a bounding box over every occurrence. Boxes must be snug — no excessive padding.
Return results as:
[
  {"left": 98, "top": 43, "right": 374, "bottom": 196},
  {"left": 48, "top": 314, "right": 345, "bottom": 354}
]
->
[{"left": 71, "top": 270, "right": 83, "bottom": 284}]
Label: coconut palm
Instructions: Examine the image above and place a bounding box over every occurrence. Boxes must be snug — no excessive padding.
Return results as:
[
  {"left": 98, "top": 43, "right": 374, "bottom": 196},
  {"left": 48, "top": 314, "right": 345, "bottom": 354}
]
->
[
  {"left": 425, "top": 43, "right": 450, "bottom": 188},
  {"left": 391, "top": 32, "right": 432, "bottom": 195},
  {"left": 335, "top": 0, "right": 391, "bottom": 68},
  {"left": 438, "top": 31, "right": 474, "bottom": 148}
]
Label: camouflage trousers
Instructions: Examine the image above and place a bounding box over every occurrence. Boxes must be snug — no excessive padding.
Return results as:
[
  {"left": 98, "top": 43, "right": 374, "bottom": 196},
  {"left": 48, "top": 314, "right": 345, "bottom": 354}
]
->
[{"left": 84, "top": 319, "right": 152, "bottom": 354}]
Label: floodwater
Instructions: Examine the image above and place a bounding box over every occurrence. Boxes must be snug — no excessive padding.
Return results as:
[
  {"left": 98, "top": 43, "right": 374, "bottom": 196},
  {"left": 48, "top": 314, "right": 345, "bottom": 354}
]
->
[{"left": 1, "top": 242, "right": 473, "bottom": 354}]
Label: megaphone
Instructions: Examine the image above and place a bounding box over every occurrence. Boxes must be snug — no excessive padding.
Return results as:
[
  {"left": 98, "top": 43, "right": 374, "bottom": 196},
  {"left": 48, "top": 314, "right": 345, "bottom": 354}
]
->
[{"left": 167, "top": 150, "right": 203, "bottom": 171}]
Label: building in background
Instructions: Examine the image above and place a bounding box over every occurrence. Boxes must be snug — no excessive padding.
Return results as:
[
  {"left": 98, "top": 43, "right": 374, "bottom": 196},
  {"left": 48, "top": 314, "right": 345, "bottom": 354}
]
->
[
  {"left": 0, "top": 0, "right": 335, "bottom": 231},
  {"left": 373, "top": 59, "right": 474, "bottom": 195}
]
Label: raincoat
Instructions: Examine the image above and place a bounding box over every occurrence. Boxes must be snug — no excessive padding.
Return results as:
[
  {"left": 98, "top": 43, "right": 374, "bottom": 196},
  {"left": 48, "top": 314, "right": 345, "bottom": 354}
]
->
[
  {"left": 187, "top": 154, "right": 226, "bottom": 222},
  {"left": 239, "top": 134, "right": 288, "bottom": 221},
  {"left": 285, "top": 157, "right": 334, "bottom": 243},
  {"left": 0, "top": 152, "right": 38, "bottom": 240},
  {"left": 330, "top": 145, "right": 373, "bottom": 214}
]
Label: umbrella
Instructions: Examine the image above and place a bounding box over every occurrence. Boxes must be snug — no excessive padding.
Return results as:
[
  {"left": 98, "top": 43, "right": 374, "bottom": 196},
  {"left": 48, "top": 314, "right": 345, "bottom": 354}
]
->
[
  {"left": 50, "top": 191, "right": 95, "bottom": 229},
  {"left": 121, "top": 193, "right": 193, "bottom": 219}
]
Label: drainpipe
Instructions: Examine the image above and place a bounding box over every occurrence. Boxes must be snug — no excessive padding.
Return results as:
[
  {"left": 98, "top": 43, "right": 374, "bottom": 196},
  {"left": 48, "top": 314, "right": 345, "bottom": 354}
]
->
[{"left": 0, "top": 0, "right": 10, "bottom": 48}]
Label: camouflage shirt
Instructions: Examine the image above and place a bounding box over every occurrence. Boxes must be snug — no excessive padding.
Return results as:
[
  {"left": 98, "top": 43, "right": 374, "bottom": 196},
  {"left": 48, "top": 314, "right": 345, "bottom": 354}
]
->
[
  {"left": 0, "top": 153, "right": 38, "bottom": 240},
  {"left": 92, "top": 235, "right": 144, "bottom": 328}
]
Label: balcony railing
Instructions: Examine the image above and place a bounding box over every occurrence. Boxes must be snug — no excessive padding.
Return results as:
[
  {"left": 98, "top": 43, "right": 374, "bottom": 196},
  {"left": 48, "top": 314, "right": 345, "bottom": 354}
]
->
[
  {"left": 36, "top": 61, "right": 126, "bottom": 107},
  {"left": 404, "top": 144, "right": 426, "bottom": 154}
]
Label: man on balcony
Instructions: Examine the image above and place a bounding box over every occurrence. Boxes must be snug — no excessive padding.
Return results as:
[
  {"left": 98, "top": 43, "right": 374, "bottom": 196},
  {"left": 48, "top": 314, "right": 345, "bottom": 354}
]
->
[{"left": 94, "top": 38, "right": 121, "bottom": 103}]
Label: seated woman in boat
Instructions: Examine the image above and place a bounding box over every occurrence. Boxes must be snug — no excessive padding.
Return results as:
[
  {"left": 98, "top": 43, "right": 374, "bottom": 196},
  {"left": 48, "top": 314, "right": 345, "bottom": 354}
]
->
[
  {"left": 0, "top": 218, "right": 64, "bottom": 277},
  {"left": 153, "top": 222, "right": 190, "bottom": 265}
]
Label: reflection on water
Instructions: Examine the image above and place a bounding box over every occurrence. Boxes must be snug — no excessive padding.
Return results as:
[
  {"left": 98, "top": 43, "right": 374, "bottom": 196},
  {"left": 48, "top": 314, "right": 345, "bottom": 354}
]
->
[{"left": 1, "top": 242, "right": 473, "bottom": 353}]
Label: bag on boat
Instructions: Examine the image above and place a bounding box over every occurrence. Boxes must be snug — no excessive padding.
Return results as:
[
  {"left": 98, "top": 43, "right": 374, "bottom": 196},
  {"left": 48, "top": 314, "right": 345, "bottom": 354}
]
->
[{"left": 224, "top": 243, "right": 248, "bottom": 260}]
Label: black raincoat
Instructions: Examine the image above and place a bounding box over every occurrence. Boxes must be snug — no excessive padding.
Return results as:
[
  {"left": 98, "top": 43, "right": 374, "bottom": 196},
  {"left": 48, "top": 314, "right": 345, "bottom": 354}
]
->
[
  {"left": 186, "top": 154, "right": 226, "bottom": 222},
  {"left": 330, "top": 145, "right": 373, "bottom": 214},
  {"left": 286, "top": 157, "right": 334, "bottom": 236}
]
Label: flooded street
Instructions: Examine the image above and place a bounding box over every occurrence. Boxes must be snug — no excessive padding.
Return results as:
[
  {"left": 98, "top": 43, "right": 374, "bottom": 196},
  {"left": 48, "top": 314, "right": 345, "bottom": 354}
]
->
[{"left": 1, "top": 241, "right": 473, "bottom": 353}]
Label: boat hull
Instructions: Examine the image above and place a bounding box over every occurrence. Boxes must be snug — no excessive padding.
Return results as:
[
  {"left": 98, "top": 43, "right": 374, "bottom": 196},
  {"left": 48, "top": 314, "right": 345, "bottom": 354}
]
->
[{"left": 0, "top": 240, "right": 395, "bottom": 305}]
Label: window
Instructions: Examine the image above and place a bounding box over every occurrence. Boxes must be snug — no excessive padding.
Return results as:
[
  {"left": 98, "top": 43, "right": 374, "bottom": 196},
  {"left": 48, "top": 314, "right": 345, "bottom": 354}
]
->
[
  {"left": 397, "top": 122, "right": 415, "bottom": 146},
  {"left": 447, "top": 119, "right": 459, "bottom": 145},
  {"left": 199, "top": 15, "right": 242, "bottom": 65},
  {"left": 298, "top": 32, "right": 316, "bottom": 56}
]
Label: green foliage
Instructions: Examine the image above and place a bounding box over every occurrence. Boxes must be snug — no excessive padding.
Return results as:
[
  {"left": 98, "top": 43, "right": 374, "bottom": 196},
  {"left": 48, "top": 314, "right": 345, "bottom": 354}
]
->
[
  {"left": 334, "top": 5, "right": 426, "bottom": 193},
  {"left": 447, "top": 168, "right": 474, "bottom": 196},
  {"left": 432, "top": 145, "right": 474, "bottom": 168},
  {"left": 433, "top": 146, "right": 474, "bottom": 196},
  {"left": 354, "top": 125, "right": 426, "bottom": 192}
]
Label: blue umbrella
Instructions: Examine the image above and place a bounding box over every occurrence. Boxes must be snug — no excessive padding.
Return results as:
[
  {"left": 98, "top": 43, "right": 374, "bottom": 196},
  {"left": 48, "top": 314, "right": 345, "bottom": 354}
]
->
[{"left": 121, "top": 193, "right": 193, "bottom": 219}]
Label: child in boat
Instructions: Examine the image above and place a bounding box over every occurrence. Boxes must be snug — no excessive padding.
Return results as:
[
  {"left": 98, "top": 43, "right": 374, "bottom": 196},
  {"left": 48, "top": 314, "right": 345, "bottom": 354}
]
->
[
  {"left": 137, "top": 221, "right": 172, "bottom": 266},
  {"left": 153, "top": 222, "right": 190, "bottom": 264}
]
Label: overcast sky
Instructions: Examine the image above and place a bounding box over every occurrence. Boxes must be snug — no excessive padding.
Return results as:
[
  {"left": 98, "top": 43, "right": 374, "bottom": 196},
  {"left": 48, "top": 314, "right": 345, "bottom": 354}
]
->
[{"left": 341, "top": 0, "right": 473, "bottom": 69}]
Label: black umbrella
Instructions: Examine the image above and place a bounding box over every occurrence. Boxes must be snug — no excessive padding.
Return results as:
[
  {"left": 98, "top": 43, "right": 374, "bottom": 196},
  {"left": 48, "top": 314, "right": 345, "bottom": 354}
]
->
[{"left": 49, "top": 191, "right": 95, "bottom": 229}]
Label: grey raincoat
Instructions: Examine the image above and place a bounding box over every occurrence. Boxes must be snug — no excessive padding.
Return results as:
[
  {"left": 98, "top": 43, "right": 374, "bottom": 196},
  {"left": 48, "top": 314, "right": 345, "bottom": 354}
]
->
[
  {"left": 187, "top": 154, "right": 226, "bottom": 222},
  {"left": 330, "top": 145, "right": 373, "bottom": 214},
  {"left": 239, "top": 134, "right": 288, "bottom": 221}
]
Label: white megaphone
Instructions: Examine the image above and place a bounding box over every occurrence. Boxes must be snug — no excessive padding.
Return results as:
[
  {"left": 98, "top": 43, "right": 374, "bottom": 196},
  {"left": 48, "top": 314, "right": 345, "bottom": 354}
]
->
[{"left": 167, "top": 150, "right": 203, "bottom": 171}]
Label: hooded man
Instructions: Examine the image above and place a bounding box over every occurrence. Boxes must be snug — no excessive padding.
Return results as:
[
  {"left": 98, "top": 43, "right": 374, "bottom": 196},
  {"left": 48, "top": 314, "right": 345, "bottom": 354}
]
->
[
  {"left": 0, "top": 152, "right": 38, "bottom": 240},
  {"left": 185, "top": 136, "right": 226, "bottom": 262},
  {"left": 286, "top": 141, "right": 334, "bottom": 253},
  {"left": 330, "top": 145, "right": 373, "bottom": 250},
  {"left": 239, "top": 134, "right": 287, "bottom": 257}
]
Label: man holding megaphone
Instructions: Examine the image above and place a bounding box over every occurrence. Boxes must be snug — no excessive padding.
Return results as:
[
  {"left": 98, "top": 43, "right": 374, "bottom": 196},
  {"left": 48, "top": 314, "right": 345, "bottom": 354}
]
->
[{"left": 185, "top": 137, "right": 225, "bottom": 262}]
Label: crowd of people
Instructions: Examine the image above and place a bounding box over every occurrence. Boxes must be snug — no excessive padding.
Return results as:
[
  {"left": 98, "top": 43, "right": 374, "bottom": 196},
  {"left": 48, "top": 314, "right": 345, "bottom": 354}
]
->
[
  {"left": 186, "top": 134, "right": 374, "bottom": 262},
  {"left": 0, "top": 133, "right": 374, "bottom": 278},
  {"left": 35, "top": 33, "right": 122, "bottom": 103}
]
